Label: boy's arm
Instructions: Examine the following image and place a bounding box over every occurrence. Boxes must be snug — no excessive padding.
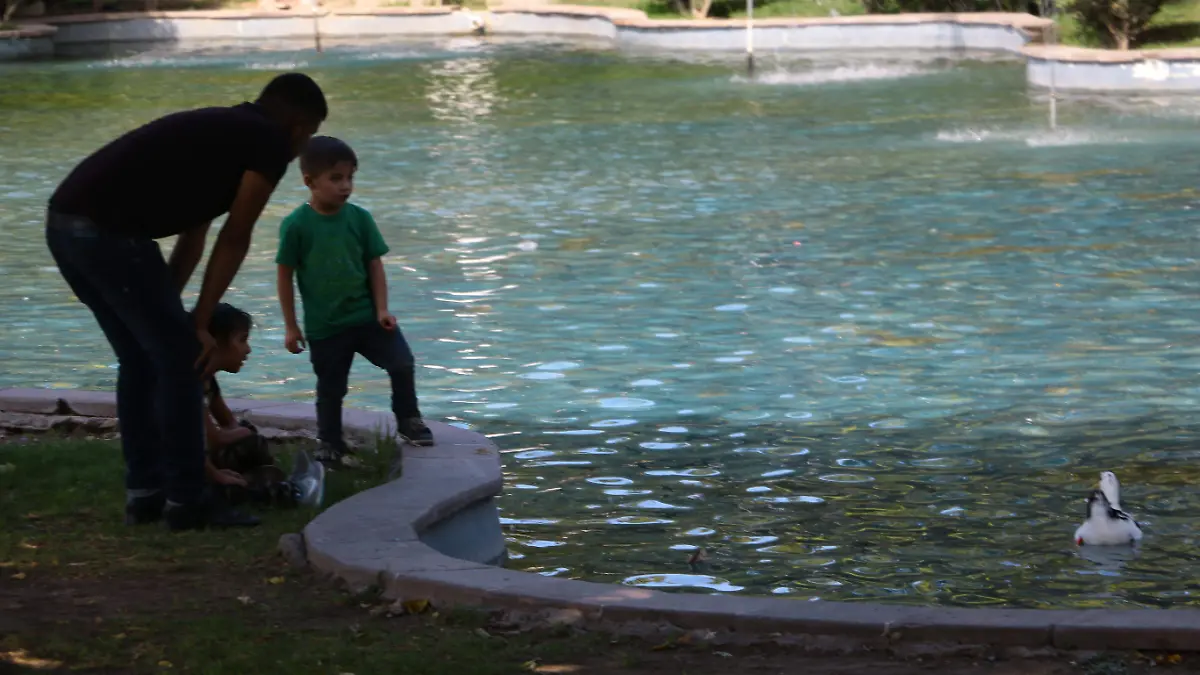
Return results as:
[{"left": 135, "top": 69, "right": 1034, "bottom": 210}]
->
[
  {"left": 209, "top": 386, "right": 238, "bottom": 429},
  {"left": 277, "top": 264, "right": 306, "bottom": 353},
  {"left": 361, "top": 210, "right": 393, "bottom": 329},
  {"left": 193, "top": 170, "right": 279, "bottom": 376},
  {"left": 167, "top": 221, "right": 212, "bottom": 293},
  {"left": 368, "top": 257, "right": 390, "bottom": 318}
]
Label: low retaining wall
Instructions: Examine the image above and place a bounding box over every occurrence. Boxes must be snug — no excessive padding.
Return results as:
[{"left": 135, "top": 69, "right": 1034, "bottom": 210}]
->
[
  {"left": 486, "top": 9, "right": 1048, "bottom": 52},
  {"left": 39, "top": 7, "right": 479, "bottom": 45},
  {"left": 6, "top": 387, "right": 1200, "bottom": 651},
  {"left": 1025, "top": 44, "right": 1200, "bottom": 91},
  {"left": 16, "top": 7, "right": 1049, "bottom": 54},
  {"left": 0, "top": 23, "right": 56, "bottom": 61},
  {"left": 11, "top": 7, "right": 1194, "bottom": 91}
]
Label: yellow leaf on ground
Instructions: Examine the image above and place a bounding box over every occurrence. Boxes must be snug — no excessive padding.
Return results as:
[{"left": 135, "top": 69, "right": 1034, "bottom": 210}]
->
[
  {"left": 158, "top": 661, "right": 173, "bottom": 668},
  {"left": 402, "top": 599, "right": 430, "bottom": 614},
  {"left": 11, "top": 573, "right": 26, "bottom": 580},
  {"left": 266, "top": 577, "right": 285, "bottom": 585}
]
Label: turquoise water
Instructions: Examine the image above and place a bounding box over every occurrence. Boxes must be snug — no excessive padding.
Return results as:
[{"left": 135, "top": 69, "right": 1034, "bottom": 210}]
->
[{"left": 5, "top": 38, "right": 1200, "bottom": 608}]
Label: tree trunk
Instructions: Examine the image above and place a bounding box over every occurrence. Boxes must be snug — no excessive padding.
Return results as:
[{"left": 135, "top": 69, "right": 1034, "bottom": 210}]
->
[
  {"left": 691, "top": 0, "right": 712, "bottom": 18},
  {"left": 2, "top": 0, "right": 23, "bottom": 24}
]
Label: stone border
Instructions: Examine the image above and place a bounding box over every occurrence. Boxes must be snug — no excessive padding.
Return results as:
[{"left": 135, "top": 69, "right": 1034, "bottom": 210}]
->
[
  {"left": 1024, "top": 44, "right": 1200, "bottom": 91},
  {"left": 6, "top": 6, "right": 1051, "bottom": 58},
  {"left": 0, "top": 22, "right": 56, "bottom": 60},
  {"left": 4, "top": 387, "right": 1200, "bottom": 650},
  {"left": 8, "top": 4, "right": 1194, "bottom": 90}
]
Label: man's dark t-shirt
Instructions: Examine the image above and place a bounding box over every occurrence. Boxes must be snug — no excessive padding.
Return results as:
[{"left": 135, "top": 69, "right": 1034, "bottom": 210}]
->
[{"left": 49, "top": 102, "right": 292, "bottom": 240}]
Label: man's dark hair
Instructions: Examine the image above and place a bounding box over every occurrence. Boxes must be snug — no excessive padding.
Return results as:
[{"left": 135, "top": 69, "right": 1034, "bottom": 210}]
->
[
  {"left": 256, "top": 72, "right": 328, "bottom": 125},
  {"left": 208, "top": 303, "right": 253, "bottom": 343},
  {"left": 300, "top": 136, "right": 358, "bottom": 177}
]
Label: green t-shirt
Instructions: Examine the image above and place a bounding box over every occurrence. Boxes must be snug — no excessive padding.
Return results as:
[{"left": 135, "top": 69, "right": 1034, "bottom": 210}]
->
[{"left": 274, "top": 202, "right": 390, "bottom": 341}]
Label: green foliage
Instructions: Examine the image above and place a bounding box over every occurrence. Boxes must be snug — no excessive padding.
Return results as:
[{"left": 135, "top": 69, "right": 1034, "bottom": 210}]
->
[
  {"left": 641, "top": 0, "right": 773, "bottom": 19},
  {"left": 1068, "top": 0, "right": 1168, "bottom": 48},
  {"left": 862, "top": 0, "right": 1027, "bottom": 13}
]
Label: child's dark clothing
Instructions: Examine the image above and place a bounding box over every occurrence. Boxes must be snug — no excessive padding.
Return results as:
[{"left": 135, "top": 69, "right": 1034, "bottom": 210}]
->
[
  {"left": 275, "top": 202, "right": 432, "bottom": 454},
  {"left": 203, "top": 378, "right": 298, "bottom": 508},
  {"left": 308, "top": 319, "right": 422, "bottom": 450}
]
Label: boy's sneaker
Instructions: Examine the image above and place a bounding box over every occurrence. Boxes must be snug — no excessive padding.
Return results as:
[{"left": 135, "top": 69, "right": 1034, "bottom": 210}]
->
[
  {"left": 125, "top": 492, "right": 167, "bottom": 525},
  {"left": 397, "top": 417, "right": 434, "bottom": 447}
]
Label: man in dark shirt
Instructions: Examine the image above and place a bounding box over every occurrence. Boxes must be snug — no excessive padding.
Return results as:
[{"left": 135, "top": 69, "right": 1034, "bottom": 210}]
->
[{"left": 45, "top": 72, "right": 327, "bottom": 532}]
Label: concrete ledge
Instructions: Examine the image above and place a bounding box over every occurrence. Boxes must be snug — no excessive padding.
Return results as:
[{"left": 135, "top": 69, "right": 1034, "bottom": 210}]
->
[
  {"left": 487, "top": 7, "right": 1050, "bottom": 52},
  {"left": 5, "top": 386, "right": 1200, "bottom": 650},
  {"left": 14, "top": 6, "right": 1049, "bottom": 51},
  {"left": 1024, "top": 44, "right": 1200, "bottom": 91},
  {"left": 0, "top": 22, "right": 56, "bottom": 61},
  {"left": 33, "top": 6, "right": 478, "bottom": 44}
]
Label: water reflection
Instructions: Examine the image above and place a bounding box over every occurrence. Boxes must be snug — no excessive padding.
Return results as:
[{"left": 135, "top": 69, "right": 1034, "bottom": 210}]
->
[{"left": 495, "top": 414, "right": 1200, "bottom": 608}]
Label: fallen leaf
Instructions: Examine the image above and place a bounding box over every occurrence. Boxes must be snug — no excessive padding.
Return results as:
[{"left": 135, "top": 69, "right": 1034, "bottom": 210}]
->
[
  {"left": 714, "top": 651, "right": 733, "bottom": 658},
  {"left": 237, "top": 596, "right": 253, "bottom": 605},
  {"left": 157, "top": 661, "right": 173, "bottom": 668},
  {"left": 402, "top": 598, "right": 430, "bottom": 615},
  {"left": 11, "top": 572, "right": 26, "bottom": 580},
  {"left": 19, "top": 542, "right": 38, "bottom": 550},
  {"left": 650, "top": 640, "right": 675, "bottom": 651},
  {"left": 522, "top": 660, "right": 540, "bottom": 672},
  {"left": 113, "top": 633, "right": 126, "bottom": 640},
  {"left": 473, "top": 628, "right": 491, "bottom": 639},
  {"left": 266, "top": 577, "right": 285, "bottom": 585}
]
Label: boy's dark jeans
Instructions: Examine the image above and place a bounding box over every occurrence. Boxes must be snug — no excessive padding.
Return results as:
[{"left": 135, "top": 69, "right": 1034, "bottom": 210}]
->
[
  {"left": 44, "top": 210, "right": 207, "bottom": 505},
  {"left": 309, "top": 320, "right": 421, "bottom": 447}
]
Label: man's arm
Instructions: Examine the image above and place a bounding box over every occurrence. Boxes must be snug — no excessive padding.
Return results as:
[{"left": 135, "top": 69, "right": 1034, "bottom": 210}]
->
[
  {"left": 167, "top": 222, "right": 212, "bottom": 294},
  {"left": 192, "top": 170, "right": 278, "bottom": 374}
]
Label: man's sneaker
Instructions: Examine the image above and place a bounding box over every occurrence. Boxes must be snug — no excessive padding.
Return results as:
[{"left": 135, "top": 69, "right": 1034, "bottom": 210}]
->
[
  {"left": 125, "top": 492, "right": 166, "bottom": 525},
  {"left": 163, "top": 494, "right": 261, "bottom": 532},
  {"left": 397, "top": 417, "right": 434, "bottom": 447},
  {"left": 314, "top": 440, "right": 361, "bottom": 469}
]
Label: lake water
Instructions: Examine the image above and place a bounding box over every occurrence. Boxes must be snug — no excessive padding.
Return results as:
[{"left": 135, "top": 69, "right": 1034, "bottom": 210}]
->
[{"left": 4, "top": 37, "right": 1200, "bottom": 608}]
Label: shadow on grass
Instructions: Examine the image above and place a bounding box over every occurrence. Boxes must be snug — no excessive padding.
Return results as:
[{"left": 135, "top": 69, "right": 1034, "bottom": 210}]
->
[{"left": 1137, "top": 21, "right": 1200, "bottom": 46}]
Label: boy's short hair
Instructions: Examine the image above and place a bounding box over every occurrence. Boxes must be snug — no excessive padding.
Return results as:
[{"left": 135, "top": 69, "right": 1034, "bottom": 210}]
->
[
  {"left": 300, "top": 136, "right": 358, "bottom": 177},
  {"left": 208, "top": 303, "right": 253, "bottom": 343},
  {"left": 255, "top": 73, "right": 328, "bottom": 126}
]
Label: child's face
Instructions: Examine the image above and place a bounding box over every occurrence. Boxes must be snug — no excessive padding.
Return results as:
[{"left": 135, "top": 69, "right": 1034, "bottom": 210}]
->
[
  {"left": 214, "top": 329, "right": 252, "bottom": 374},
  {"left": 304, "top": 161, "right": 355, "bottom": 211}
]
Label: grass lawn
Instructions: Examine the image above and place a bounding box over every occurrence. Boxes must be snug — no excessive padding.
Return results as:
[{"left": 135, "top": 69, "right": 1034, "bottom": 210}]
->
[{"left": 1, "top": 436, "right": 1197, "bottom": 674}]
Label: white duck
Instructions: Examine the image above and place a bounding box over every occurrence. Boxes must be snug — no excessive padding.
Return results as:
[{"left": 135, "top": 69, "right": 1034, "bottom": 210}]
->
[{"left": 1074, "top": 471, "right": 1143, "bottom": 546}]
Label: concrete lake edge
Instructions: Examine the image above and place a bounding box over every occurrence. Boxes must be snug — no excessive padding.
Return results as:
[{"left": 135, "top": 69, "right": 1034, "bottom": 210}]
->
[
  {"left": 6, "top": 5, "right": 1200, "bottom": 91},
  {"left": 3, "top": 386, "right": 1200, "bottom": 652}
]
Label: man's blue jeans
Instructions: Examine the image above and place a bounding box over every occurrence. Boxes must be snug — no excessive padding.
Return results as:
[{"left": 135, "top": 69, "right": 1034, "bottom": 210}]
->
[{"left": 45, "top": 210, "right": 207, "bottom": 505}]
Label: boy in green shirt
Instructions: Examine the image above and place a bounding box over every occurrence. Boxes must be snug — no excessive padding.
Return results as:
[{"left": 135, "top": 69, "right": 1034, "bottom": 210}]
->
[{"left": 275, "top": 136, "right": 434, "bottom": 467}]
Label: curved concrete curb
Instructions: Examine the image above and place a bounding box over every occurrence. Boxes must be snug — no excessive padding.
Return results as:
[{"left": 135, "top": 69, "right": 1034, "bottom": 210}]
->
[
  {"left": 1024, "top": 44, "right": 1200, "bottom": 91},
  {"left": 6, "top": 385, "right": 1200, "bottom": 652}
]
